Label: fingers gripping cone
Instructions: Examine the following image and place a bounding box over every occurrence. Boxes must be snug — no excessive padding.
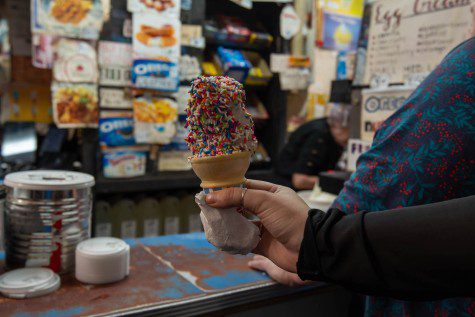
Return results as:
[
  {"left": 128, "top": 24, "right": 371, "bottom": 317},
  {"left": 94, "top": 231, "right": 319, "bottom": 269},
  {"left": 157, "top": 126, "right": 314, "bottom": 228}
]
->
[
  {"left": 190, "top": 151, "right": 251, "bottom": 189},
  {"left": 185, "top": 76, "right": 260, "bottom": 254}
]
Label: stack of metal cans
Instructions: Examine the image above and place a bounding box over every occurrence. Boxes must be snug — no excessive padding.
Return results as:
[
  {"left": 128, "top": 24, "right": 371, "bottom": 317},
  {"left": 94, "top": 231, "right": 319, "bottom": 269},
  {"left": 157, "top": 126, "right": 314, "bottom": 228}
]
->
[{"left": 3, "top": 171, "right": 95, "bottom": 274}]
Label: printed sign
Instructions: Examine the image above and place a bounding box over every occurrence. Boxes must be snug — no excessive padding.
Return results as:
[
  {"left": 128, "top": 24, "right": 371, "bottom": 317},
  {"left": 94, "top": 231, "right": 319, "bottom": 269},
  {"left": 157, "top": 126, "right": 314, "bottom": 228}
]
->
[
  {"left": 321, "top": 12, "right": 361, "bottom": 51},
  {"left": 132, "top": 13, "right": 180, "bottom": 60},
  {"left": 32, "top": 0, "right": 104, "bottom": 40},
  {"left": 360, "top": 86, "right": 414, "bottom": 141},
  {"left": 52, "top": 82, "right": 99, "bottom": 128},
  {"left": 280, "top": 5, "right": 301, "bottom": 40},
  {"left": 133, "top": 93, "right": 178, "bottom": 144},
  {"left": 347, "top": 138, "right": 371, "bottom": 171},
  {"left": 53, "top": 39, "right": 98, "bottom": 83},
  {"left": 363, "top": 0, "right": 473, "bottom": 84}
]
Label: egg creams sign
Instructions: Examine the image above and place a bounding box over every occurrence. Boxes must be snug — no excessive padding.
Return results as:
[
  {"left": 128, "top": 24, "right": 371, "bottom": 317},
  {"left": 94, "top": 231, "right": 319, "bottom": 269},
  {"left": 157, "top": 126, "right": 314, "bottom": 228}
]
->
[
  {"left": 360, "top": 87, "right": 414, "bottom": 141},
  {"left": 363, "top": 0, "right": 472, "bottom": 84},
  {"left": 131, "top": 59, "right": 179, "bottom": 92}
]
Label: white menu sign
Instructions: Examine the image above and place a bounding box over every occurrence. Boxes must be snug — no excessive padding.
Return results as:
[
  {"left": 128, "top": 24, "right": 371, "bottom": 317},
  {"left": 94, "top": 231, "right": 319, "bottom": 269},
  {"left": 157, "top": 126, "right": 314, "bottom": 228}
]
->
[{"left": 363, "top": 0, "right": 472, "bottom": 84}]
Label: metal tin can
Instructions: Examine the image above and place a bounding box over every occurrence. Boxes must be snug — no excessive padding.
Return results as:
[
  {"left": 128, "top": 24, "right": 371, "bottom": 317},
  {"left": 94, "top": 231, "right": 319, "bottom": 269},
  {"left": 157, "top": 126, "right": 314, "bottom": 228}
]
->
[{"left": 4, "top": 171, "right": 95, "bottom": 274}]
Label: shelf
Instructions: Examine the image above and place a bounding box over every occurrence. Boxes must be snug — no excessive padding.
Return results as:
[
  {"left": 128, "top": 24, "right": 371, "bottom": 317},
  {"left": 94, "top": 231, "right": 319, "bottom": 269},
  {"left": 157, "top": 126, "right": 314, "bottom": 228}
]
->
[
  {"left": 95, "top": 169, "right": 287, "bottom": 194},
  {"left": 205, "top": 37, "right": 272, "bottom": 52}
]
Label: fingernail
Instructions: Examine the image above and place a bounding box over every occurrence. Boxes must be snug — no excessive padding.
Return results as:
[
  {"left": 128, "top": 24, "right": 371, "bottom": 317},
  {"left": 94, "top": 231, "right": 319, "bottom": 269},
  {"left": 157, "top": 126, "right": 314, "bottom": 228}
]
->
[{"left": 206, "top": 194, "right": 216, "bottom": 204}]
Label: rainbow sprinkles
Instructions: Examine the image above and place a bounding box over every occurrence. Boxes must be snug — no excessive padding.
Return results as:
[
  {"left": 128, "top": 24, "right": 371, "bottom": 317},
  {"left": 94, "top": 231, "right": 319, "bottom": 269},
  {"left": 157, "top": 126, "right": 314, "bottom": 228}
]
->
[{"left": 185, "top": 76, "right": 257, "bottom": 157}]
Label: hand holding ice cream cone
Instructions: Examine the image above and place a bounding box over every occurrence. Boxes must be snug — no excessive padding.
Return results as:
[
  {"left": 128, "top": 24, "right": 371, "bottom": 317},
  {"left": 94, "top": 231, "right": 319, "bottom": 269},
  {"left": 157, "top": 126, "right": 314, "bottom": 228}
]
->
[{"left": 185, "top": 76, "right": 260, "bottom": 254}]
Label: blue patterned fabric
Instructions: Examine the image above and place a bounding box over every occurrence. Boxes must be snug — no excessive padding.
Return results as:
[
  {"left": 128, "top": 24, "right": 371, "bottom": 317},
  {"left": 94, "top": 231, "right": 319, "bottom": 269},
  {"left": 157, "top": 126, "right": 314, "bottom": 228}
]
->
[{"left": 333, "top": 37, "right": 475, "bottom": 316}]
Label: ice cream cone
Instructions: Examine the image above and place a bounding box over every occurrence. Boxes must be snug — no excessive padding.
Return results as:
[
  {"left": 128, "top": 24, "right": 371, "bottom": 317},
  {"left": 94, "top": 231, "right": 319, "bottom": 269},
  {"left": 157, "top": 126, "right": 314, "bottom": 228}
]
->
[{"left": 190, "top": 151, "right": 251, "bottom": 189}]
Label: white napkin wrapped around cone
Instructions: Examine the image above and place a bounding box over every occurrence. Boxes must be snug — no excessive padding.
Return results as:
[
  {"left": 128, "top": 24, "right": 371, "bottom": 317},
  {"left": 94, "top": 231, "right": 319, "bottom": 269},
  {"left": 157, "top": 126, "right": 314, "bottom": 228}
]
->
[{"left": 195, "top": 192, "right": 260, "bottom": 255}]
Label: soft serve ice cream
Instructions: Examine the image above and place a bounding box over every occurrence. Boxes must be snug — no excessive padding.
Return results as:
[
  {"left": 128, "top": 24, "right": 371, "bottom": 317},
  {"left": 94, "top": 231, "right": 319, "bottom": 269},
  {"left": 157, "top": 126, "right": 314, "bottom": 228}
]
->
[{"left": 185, "top": 76, "right": 257, "bottom": 157}]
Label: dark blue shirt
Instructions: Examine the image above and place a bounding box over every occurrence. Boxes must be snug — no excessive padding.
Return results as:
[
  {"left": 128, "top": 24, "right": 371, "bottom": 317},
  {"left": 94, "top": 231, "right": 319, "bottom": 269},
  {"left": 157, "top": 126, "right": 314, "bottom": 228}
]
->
[{"left": 333, "top": 37, "right": 475, "bottom": 316}]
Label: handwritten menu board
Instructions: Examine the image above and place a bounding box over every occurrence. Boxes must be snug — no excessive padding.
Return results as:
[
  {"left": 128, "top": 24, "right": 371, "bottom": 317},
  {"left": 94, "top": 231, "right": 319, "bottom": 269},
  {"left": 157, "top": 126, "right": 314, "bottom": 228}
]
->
[{"left": 363, "top": 0, "right": 473, "bottom": 84}]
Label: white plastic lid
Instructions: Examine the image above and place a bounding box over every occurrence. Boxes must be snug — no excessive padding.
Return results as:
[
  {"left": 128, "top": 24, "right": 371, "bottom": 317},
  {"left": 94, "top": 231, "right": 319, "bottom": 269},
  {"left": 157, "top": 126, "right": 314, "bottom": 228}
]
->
[
  {"left": 76, "top": 237, "right": 129, "bottom": 257},
  {"left": 0, "top": 268, "right": 60, "bottom": 299},
  {"left": 4, "top": 170, "right": 95, "bottom": 190}
]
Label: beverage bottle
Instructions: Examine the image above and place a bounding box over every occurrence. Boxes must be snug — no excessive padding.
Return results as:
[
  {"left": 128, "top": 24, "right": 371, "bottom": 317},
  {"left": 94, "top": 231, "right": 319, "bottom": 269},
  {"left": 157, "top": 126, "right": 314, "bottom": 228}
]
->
[
  {"left": 95, "top": 200, "right": 112, "bottom": 237},
  {"left": 161, "top": 195, "right": 180, "bottom": 235},
  {"left": 136, "top": 196, "right": 161, "bottom": 237},
  {"left": 111, "top": 198, "right": 137, "bottom": 239},
  {"left": 180, "top": 194, "right": 202, "bottom": 233}
]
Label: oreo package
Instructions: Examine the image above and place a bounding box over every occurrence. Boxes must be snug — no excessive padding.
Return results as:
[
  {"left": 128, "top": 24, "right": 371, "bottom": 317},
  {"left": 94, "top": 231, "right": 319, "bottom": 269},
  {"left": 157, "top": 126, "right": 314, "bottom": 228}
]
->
[
  {"left": 131, "top": 59, "right": 180, "bottom": 92},
  {"left": 99, "top": 111, "right": 135, "bottom": 146}
]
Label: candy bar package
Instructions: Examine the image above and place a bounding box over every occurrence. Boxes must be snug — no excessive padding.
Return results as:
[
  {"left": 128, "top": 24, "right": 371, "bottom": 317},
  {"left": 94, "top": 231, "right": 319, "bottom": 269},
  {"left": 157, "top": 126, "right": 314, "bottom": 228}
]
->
[
  {"left": 131, "top": 59, "right": 179, "bottom": 92},
  {"left": 102, "top": 145, "right": 148, "bottom": 178},
  {"left": 133, "top": 92, "right": 178, "bottom": 144},
  {"left": 128, "top": 0, "right": 180, "bottom": 17},
  {"left": 99, "top": 111, "right": 135, "bottom": 146},
  {"left": 132, "top": 12, "right": 180, "bottom": 60},
  {"left": 216, "top": 47, "right": 251, "bottom": 83},
  {"left": 32, "top": 0, "right": 104, "bottom": 40},
  {"left": 52, "top": 82, "right": 99, "bottom": 128},
  {"left": 53, "top": 38, "right": 98, "bottom": 83},
  {"left": 100, "top": 87, "right": 133, "bottom": 109}
]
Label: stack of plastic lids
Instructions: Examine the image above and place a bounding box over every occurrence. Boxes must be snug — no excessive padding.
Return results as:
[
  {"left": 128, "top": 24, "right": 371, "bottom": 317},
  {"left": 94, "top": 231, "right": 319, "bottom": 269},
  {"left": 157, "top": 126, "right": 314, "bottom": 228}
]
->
[{"left": 0, "top": 268, "right": 60, "bottom": 299}]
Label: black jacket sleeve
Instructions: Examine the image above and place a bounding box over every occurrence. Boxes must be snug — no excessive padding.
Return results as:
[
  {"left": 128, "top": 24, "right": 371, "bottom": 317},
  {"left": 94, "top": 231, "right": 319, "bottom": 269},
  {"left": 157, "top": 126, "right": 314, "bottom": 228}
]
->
[{"left": 297, "top": 195, "right": 475, "bottom": 301}]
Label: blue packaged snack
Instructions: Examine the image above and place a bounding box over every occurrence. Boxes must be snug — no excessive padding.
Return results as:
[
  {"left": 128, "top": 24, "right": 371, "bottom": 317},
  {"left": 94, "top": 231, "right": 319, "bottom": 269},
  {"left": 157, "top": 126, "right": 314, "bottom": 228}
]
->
[
  {"left": 216, "top": 47, "right": 251, "bottom": 82},
  {"left": 99, "top": 111, "right": 135, "bottom": 146},
  {"left": 131, "top": 59, "right": 179, "bottom": 92}
]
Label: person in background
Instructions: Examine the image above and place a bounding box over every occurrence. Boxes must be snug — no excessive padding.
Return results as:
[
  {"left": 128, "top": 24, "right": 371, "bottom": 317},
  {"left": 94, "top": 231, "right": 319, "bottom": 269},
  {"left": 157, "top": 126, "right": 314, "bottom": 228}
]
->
[{"left": 277, "top": 104, "right": 351, "bottom": 190}]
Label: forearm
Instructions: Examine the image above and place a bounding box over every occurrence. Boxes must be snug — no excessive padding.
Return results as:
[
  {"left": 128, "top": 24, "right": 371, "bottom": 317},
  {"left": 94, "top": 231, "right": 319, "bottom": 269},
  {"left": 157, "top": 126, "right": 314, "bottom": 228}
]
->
[{"left": 297, "top": 195, "right": 475, "bottom": 300}]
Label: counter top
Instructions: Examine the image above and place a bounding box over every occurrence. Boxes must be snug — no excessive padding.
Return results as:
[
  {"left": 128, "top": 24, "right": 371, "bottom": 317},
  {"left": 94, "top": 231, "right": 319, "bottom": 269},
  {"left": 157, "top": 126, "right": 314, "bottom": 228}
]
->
[{"left": 0, "top": 233, "right": 325, "bottom": 317}]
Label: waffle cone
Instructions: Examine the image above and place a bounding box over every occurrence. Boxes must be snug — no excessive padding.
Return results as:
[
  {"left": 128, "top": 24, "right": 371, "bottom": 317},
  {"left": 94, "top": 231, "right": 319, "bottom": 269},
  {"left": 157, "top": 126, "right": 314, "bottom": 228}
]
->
[{"left": 190, "top": 151, "right": 251, "bottom": 189}]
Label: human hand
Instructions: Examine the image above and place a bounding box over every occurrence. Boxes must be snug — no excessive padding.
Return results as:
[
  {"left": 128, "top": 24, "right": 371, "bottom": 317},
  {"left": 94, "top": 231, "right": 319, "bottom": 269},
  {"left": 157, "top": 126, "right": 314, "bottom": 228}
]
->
[
  {"left": 249, "top": 255, "right": 311, "bottom": 287},
  {"left": 205, "top": 180, "right": 309, "bottom": 273}
]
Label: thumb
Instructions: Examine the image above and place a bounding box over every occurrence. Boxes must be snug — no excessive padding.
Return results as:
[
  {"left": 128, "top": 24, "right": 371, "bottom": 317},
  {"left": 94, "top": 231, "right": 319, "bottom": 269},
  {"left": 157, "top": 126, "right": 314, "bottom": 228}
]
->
[{"left": 205, "top": 187, "right": 270, "bottom": 215}]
